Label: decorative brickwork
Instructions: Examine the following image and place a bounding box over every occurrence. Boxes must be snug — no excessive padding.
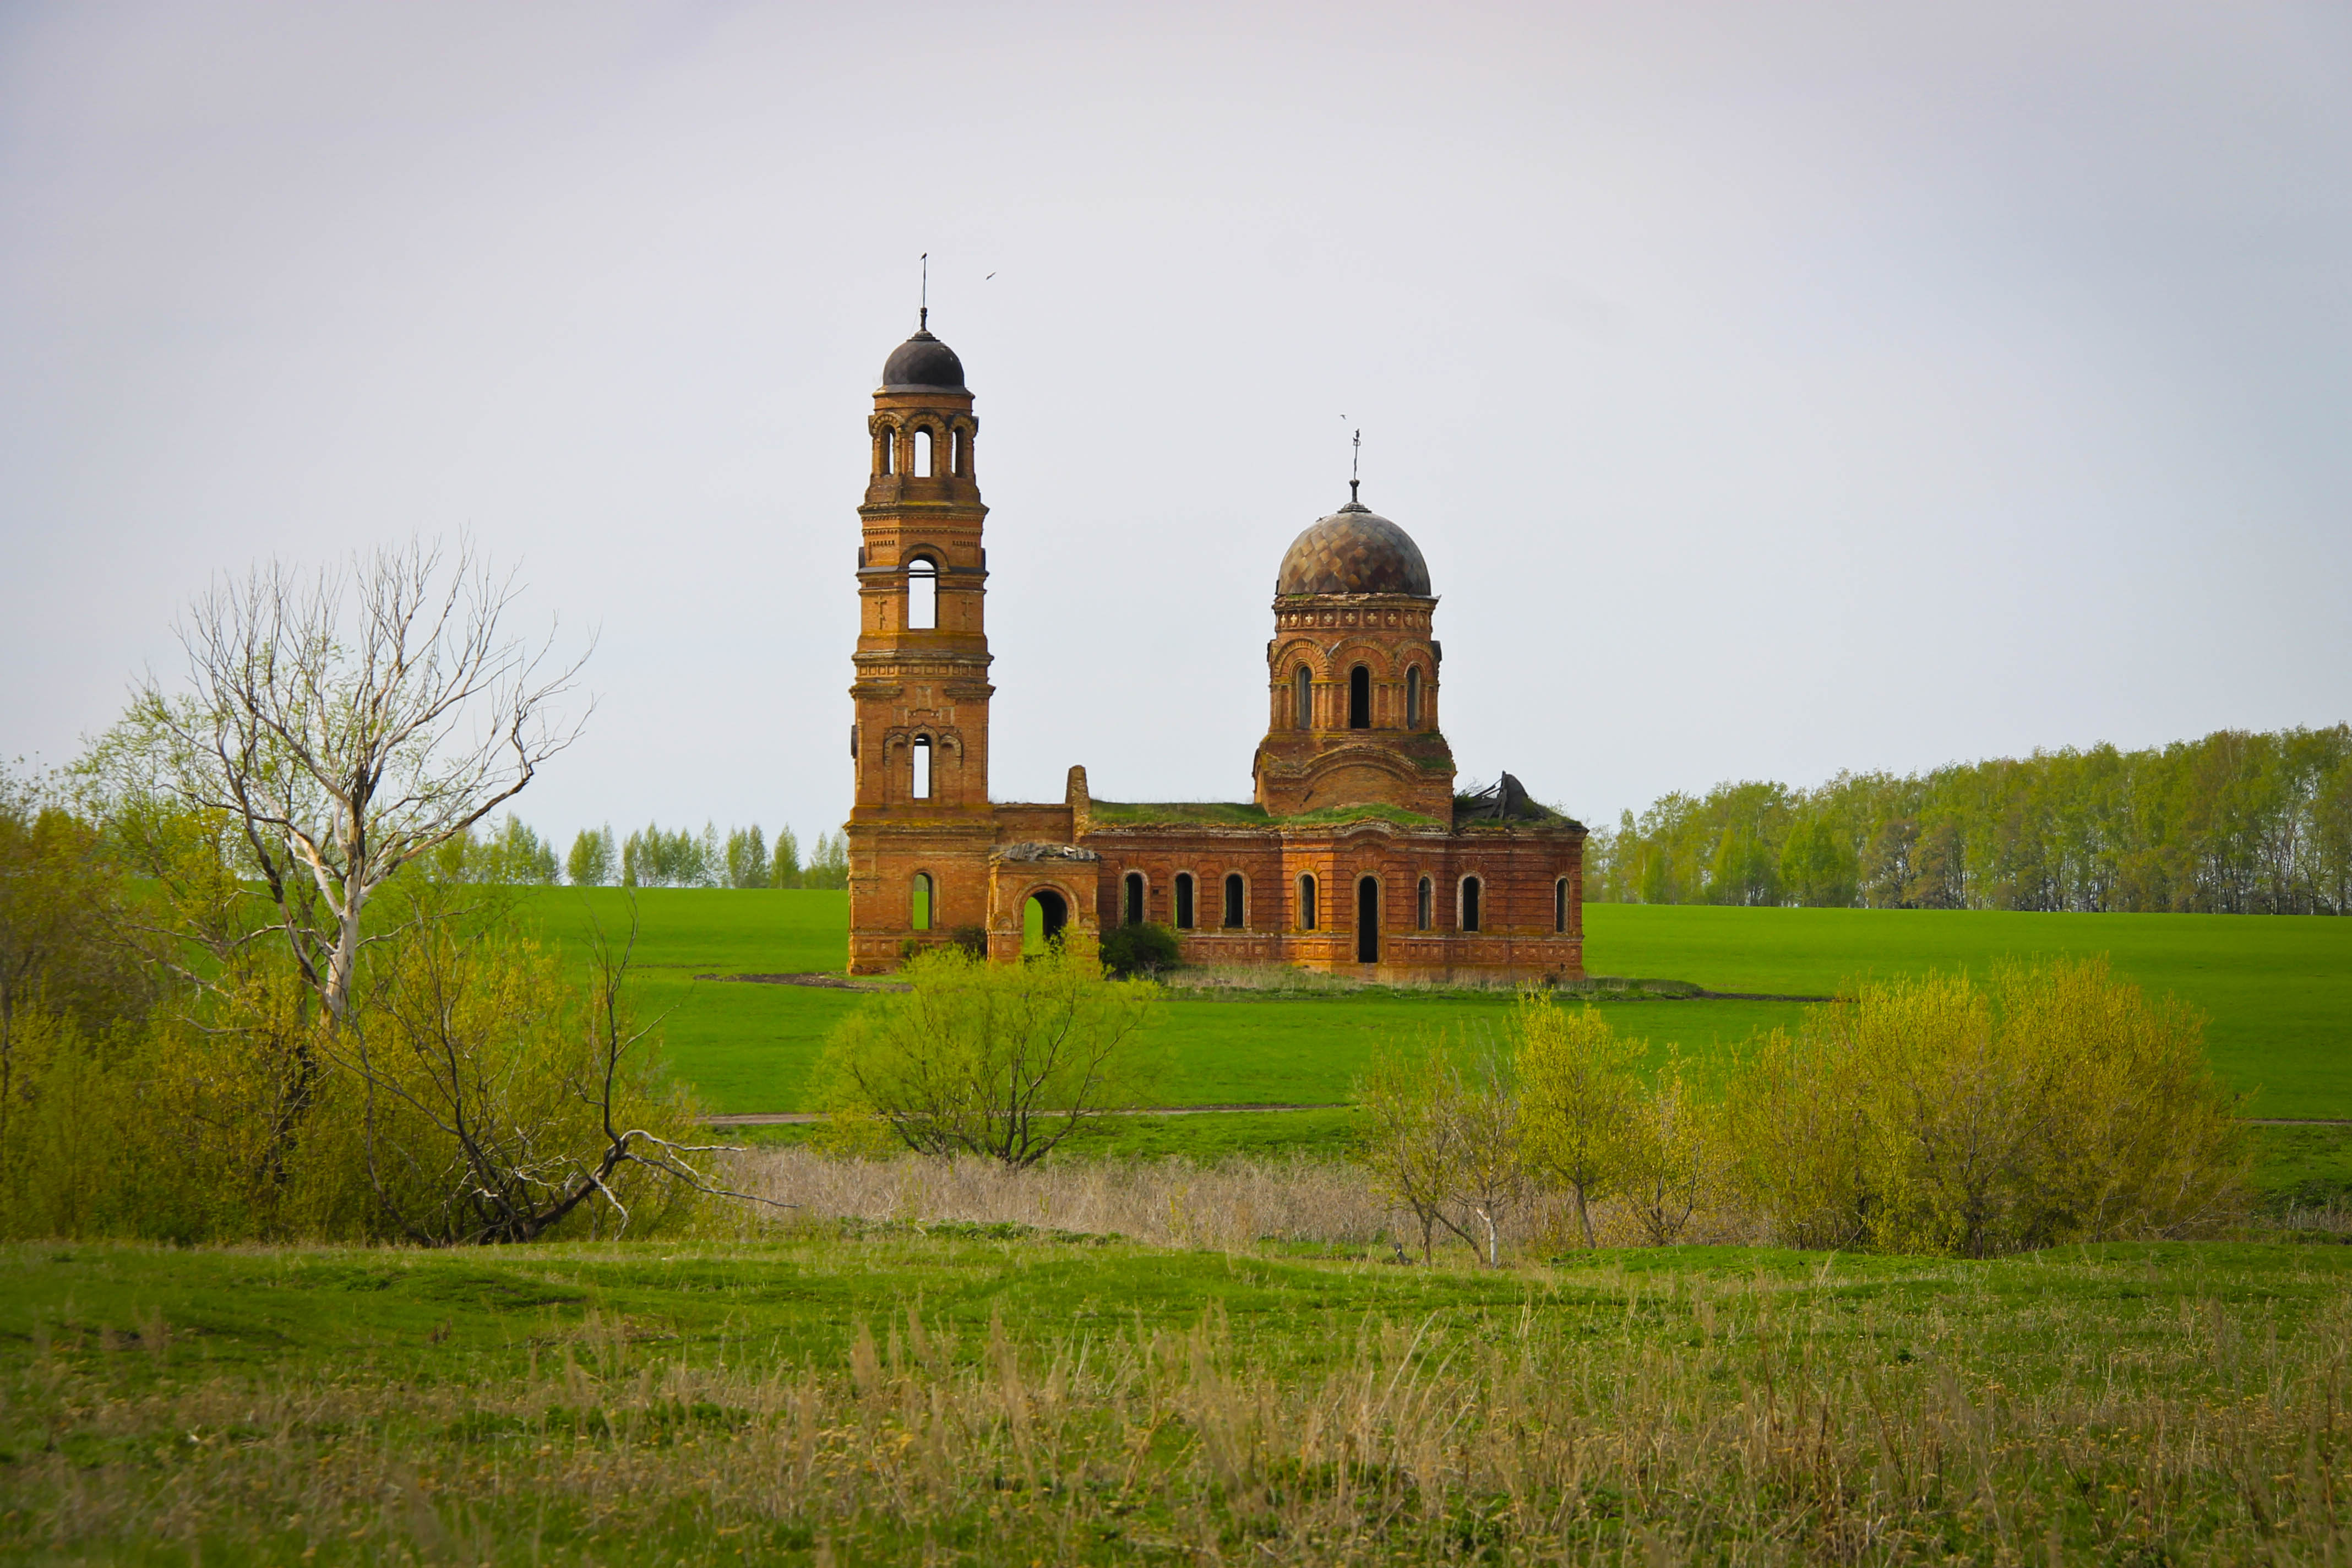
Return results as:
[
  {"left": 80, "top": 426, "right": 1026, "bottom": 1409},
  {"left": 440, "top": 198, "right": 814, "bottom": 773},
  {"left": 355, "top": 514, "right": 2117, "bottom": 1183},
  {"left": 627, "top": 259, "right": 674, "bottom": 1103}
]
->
[{"left": 843, "top": 325, "right": 1583, "bottom": 980}]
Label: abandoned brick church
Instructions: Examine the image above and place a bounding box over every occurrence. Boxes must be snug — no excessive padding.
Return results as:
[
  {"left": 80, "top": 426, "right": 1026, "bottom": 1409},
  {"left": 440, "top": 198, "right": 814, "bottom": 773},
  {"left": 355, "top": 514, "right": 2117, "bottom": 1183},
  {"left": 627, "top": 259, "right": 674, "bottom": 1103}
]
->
[{"left": 843, "top": 317, "right": 1587, "bottom": 979}]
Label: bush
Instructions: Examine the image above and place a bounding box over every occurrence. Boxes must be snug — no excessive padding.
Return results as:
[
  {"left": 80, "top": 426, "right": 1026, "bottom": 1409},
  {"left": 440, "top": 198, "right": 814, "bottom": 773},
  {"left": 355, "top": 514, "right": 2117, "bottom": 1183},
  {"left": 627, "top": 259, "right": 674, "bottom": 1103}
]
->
[
  {"left": 1098, "top": 922, "right": 1181, "bottom": 977},
  {"left": 818, "top": 944, "right": 1163, "bottom": 1166},
  {"left": 1727, "top": 958, "right": 2250, "bottom": 1255}
]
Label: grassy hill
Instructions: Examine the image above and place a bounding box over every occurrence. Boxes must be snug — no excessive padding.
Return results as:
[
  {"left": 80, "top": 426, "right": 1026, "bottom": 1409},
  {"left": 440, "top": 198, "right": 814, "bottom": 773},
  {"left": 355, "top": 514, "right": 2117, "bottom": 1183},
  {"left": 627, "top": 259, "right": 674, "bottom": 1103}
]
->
[{"left": 515, "top": 890, "right": 2352, "bottom": 1120}]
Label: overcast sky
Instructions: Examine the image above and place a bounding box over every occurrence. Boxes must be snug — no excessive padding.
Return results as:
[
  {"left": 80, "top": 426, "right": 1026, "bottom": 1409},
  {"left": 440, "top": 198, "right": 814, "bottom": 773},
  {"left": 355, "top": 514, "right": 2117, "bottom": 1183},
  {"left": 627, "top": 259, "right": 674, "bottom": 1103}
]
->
[{"left": 4, "top": 1, "right": 2348, "bottom": 849}]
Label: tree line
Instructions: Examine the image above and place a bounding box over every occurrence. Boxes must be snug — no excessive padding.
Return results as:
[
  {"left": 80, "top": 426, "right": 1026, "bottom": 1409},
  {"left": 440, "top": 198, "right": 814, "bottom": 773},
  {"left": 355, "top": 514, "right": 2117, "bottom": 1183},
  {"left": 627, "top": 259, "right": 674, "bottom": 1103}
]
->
[
  {"left": 1586, "top": 724, "right": 2352, "bottom": 914},
  {"left": 427, "top": 818, "right": 852, "bottom": 889}
]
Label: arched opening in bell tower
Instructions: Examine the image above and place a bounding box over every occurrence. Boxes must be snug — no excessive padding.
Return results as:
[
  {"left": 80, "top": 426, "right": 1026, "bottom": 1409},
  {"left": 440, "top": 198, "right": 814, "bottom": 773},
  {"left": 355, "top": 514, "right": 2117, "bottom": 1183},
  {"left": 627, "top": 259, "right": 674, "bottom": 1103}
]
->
[
  {"left": 1406, "top": 666, "right": 1423, "bottom": 729},
  {"left": 913, "top": 428, "right": 934, "bottom": 477},
  {"left": 907, "top": 557, "right": 938, "bottom": 630},
  {"left": 1292, "top": 665, "right": 1312, "bottom": 729},
  {"left": 1348, "top": 666, "right": 1371, "bottom": 728},
  {"left": 910, "top": 735, "right": 933, "bottom": 799}
]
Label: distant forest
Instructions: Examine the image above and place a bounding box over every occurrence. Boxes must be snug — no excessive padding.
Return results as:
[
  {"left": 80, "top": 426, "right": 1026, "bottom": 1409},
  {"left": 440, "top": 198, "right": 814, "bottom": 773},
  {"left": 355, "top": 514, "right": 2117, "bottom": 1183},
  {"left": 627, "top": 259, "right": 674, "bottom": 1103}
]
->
[{"left": 1586, "top": 725, "right": 2352, "bottom": 915}]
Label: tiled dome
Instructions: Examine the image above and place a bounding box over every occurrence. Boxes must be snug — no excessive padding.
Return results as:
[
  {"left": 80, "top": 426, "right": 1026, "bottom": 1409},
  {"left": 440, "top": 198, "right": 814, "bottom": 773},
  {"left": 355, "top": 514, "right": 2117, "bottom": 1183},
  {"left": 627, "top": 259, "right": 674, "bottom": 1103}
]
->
[
  {"left": 880, "top": 329, "right": 966, "bottom": 391},
  {"left": 1276, "top": 502, "right": 1432, "bottom": 597}
]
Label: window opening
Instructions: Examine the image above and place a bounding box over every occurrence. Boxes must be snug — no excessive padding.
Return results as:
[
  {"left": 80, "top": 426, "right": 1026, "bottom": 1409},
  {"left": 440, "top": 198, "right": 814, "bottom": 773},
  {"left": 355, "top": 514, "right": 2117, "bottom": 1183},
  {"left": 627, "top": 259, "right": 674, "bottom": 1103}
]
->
[
  {"left": 1298, "top": 874, "right": 1317, "bottom": 931},
  {"left": 951, "top": 428, "right": 966, "bottom": 474},
  {"left": 1293, "top": 665, "right": 1313, "bottom": 728},
  {"left": 1417, "top": 876, "right": 1432, "bottom": 930},
  {"left": 1349, "top": 666, "right": 1371, "bottom": 728},
  {"left": 1222, "top": 872, "right": 1245, "bottom": 929},
  {"left": 911, "top": 734, "right": 932, "bottom": 800},
  {"left": 1406, "top": 666, "right": 1422, "bottom": 728},
  {"left": 913, "top": 428, "right": 934, "bottom": 477},
  {"left": 878, "top": 429, "right": 895, "bottom": 475},
  {"left": 1356, "top": 878, "right": 1379, "bottom": 964},
  {"left": 1174, "top": 873, "right": 1195, "bottom": 930},
  {"left": 1555, "top": 877, "right": 1569, "bottom": 933},
  {"left": 1462, "top": 876, "right": 1483, "bottom": 933},
  {"left": 1123, "top": 872, "right": 1146, "bottom": 925},
  {"left": 907, "top": 557, "right": 937, "bottom": 630},
  {"left": 912, "top": 872, "right": 933, "bottom": 931}
]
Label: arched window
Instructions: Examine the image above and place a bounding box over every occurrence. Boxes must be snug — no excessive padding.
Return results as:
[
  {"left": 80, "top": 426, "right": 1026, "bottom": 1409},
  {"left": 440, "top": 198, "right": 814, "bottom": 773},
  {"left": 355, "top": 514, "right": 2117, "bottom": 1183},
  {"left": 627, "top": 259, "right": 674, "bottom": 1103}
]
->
[
  {"left": 1348, "top": 666, "right": 1371, "bottom": 729},
  {"left": 1555, "top": 876, "right": 1570, "bottom": 933},
  {"left": 1222, "top": 872, "right": 1245, "bottom": 929},
  {"left": 1173, "top": 872, "right": 1195, "bottom": 930},
  {"left": 1461, "top": 875, "right": 1483, "bottom": 933},
  {"left": 912, "top": 872, "right": 933, "bottom": 931},
  {"left": 913, "top": 428, "right": 934, "bottom": 477},
  {"left": 1298, "top": 874, "right": 1318, "bottom": 930},
  {"left": 1293, "top": 665, "right": 1313, "bottom": 729},
  {"left": 1417, "top": 875, "right": 1433, "bottom": 930},
  {"left": 907, "top": 556, "right": 938, "bottom": 630},
  {"left": 1356, "top": 877, "right": 1379, "bottom": 964},
  {"left": 951, "top": 428, "right": 967, "bottom": 475},
  {"left": 1406, "top": 666, "right": 1422, "bottom": 729},
  {"left": 910, "top": 734, "right": 933, "bottom": 800},
  {"left": 877, "top": 428, "right": 895, "bottom": 475},
  {"left": 1123, "top": 871, "right": 1146, "bottom": 925}
]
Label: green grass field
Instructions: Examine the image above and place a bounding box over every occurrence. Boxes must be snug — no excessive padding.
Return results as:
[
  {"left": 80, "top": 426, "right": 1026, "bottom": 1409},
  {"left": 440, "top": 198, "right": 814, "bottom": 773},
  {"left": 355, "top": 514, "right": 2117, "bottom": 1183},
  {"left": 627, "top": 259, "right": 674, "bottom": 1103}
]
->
[
  {"left": 518, "top": 890, "right": 2351, "bottom": 1120},
  {"left": 8, "top": 1236, "right": 2349, "bottom": 1562}
]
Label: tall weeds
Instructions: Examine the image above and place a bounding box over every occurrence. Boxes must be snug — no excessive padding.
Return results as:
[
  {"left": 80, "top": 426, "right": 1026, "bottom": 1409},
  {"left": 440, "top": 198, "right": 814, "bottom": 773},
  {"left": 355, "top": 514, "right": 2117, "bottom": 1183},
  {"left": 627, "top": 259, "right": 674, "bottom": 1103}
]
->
[{"left": 7, "top": 1244, "right": 2346, "bottom": 1563}]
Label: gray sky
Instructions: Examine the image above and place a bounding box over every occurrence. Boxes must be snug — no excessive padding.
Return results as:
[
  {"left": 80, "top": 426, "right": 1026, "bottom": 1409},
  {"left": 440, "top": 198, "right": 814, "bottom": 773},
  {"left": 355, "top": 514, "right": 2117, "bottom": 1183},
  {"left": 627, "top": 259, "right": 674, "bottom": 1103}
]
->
[{"left": 5, "top": 1, "right": 2349, "bottom": 850}]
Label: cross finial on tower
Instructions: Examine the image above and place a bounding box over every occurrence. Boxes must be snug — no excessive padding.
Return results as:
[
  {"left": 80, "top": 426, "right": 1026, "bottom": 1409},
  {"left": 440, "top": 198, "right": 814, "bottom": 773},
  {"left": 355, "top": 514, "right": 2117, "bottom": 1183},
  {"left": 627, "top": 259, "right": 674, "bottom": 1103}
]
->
[
  {"left": 919, "top": 253, "right": 928, "bottom": 331},
  {"left": 1349, "top": 428, "right": 1362, "bottom": 505}
]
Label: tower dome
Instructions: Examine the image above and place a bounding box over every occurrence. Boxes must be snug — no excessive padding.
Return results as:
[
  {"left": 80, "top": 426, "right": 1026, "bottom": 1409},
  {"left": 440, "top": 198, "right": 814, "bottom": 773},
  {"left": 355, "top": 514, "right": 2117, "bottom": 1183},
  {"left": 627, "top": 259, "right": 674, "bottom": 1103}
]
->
[
  {"left": 1276, "top": 499, "right": 1432, "bottom": 597},
  {"left": 880, "top": 326, "right": 966, "bottom": 391}
]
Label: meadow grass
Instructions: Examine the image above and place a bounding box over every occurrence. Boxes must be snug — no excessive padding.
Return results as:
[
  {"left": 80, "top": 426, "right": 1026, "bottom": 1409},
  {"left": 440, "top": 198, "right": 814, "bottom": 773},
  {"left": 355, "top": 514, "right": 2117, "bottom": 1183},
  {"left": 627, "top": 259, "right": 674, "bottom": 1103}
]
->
[
  {"left": 4, "top": 1233, "right": 2348, "bottom": 1564},
  {"left": 516, "top": 890, "right": 2352, "bottom": 1119}
]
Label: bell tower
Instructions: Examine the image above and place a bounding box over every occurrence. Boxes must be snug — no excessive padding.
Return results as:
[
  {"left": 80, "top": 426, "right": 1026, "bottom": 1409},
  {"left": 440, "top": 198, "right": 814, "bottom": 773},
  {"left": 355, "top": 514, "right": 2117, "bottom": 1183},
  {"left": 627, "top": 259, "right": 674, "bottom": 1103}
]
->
[{"left": 844, "top": 314, "right": 995, "bottom": 970}]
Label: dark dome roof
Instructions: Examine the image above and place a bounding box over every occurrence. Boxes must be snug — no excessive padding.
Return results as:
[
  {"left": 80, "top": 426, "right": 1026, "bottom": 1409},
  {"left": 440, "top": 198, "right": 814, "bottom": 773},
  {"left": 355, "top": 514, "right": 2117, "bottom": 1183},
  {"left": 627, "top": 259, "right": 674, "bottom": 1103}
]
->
[
  {"left": 1276, "top": 502, "right": 1433, "bottom": 596},
  {"left": 880, "top": 329, "right": 966, "bottom": 391}
]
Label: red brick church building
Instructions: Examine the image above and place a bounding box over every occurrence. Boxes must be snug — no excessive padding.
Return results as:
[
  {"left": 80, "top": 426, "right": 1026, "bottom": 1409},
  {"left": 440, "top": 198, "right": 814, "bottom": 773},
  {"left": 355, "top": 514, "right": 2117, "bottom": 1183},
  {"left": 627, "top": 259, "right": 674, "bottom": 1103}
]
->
[{"left": 842, "top": 317, "right": 1586, "bottom": 980}]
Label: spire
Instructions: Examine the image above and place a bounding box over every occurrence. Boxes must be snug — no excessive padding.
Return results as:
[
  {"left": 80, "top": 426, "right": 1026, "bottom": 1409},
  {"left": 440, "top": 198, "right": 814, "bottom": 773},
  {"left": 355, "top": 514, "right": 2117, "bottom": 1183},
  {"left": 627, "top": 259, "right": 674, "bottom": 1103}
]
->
[
  {"left": 1348, "top": 428, "right": 1362, "bottom": 508},
  {"left": 919, "top": 252, "right": 928, "bottom": 333}
]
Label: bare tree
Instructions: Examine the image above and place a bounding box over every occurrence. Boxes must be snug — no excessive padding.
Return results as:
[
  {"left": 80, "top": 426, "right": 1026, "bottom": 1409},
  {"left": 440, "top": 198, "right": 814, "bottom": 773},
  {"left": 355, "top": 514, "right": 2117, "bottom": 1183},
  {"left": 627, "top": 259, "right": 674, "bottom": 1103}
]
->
[
  {"left": 110, "top": 540, "right": 588, "bottom": 1025},
  {"left": 335, "top": 903, "right": 782, "bottom": 1245}
]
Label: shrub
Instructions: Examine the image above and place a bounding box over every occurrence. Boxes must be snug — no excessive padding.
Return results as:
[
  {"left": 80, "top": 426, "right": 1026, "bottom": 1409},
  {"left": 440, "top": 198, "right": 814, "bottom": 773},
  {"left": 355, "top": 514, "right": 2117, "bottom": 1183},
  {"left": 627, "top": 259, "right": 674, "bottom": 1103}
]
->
[
  {"left": 1098, "top": 922, "right": 1181, "bottom": 978},
  {"left": 818, "top": 944, "right": 1163, "bottom": 1167},
  {"left": 1727, "top": 959, "right": 2250, "bottom": 1255}
]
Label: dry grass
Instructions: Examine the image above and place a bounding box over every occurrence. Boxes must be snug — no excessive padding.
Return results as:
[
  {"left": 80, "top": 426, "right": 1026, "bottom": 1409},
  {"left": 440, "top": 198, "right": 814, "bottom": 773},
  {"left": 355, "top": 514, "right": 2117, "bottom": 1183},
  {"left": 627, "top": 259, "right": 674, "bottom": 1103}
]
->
[{"left": 724, "top": 1147, "right": 1768, "bottom": 1255}]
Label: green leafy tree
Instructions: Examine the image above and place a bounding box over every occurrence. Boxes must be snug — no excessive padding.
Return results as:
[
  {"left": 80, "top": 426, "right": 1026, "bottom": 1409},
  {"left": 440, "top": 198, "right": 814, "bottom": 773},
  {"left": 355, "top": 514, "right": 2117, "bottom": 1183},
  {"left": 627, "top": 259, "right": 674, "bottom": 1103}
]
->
[
  {"left": 803, "top": 831, "right": 850, "bottom": 890},
  {"left": 723, "top": 825, "right": 768, "bottom": 889},
  {"left": 1515, "top": 992, "right": 1642, "bottom": 1247},
  {"left": 566, "top": 825, "right": 616, "bottom": 887},
  {"left": 771, "top": 826, "right": 802, "bottom": 888},
  {"left": 1779, "top": 817, "right": 1858, "bottom": 907},
  {"left": 817, "top": 943, "right": 1162, "bottom": 1167}
]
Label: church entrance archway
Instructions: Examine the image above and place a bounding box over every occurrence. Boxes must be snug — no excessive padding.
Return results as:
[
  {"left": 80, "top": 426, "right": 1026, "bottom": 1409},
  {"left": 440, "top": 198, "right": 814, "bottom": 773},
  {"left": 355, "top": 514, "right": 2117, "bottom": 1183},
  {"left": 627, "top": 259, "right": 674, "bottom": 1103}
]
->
[
  {"left": 1022, "top": 889, "right": 1069, "bottom": 955},
  {"left": 1356, "top": 877, "right": 1379, "bottom": 964}
]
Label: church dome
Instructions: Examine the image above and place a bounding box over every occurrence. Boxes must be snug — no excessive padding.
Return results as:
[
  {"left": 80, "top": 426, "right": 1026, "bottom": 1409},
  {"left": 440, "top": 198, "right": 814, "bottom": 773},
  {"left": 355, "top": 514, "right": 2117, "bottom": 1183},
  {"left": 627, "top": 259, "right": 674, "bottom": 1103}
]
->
[
  {"left": 880, "top": 329, "right": 966, "bottom": 391},
  {"left": 1276, "top": 500, "right": 1433, "bottom": 597}
]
